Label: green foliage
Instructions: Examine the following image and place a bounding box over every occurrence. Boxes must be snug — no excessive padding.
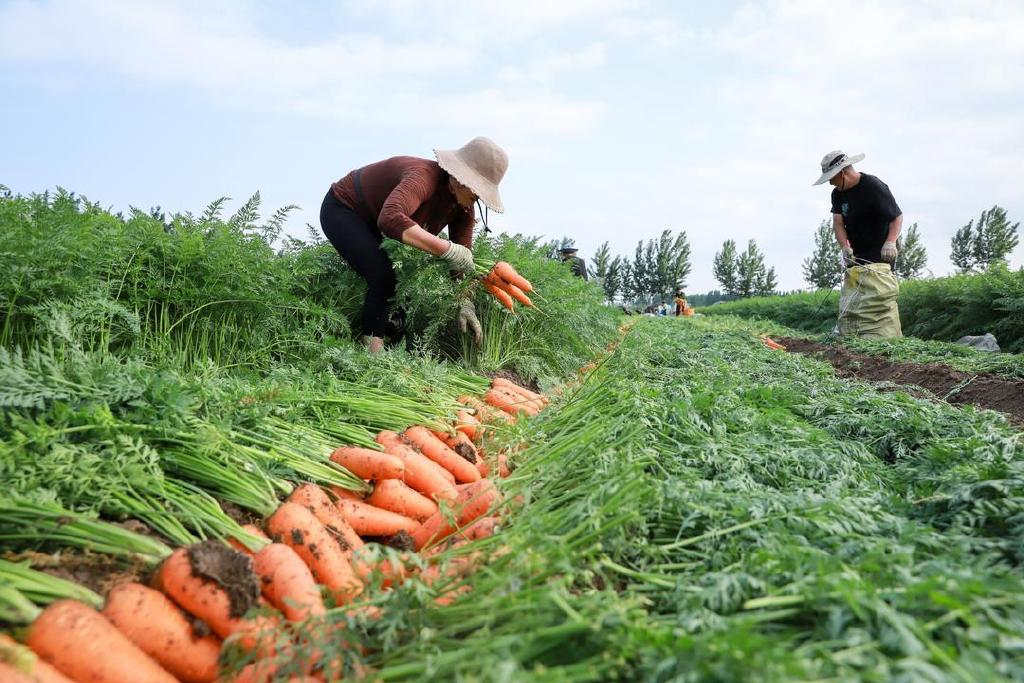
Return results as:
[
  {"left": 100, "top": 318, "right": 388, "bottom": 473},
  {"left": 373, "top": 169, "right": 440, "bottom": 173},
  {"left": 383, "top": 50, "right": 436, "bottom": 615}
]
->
[
  {"left": 950, "top": 205, "right": 1020, "bottom": 271},
  {"left": 894, "top": 222, "right": 928, "bottom": 279},
  {"left": 716, "top": 239, "right": 778, "bottom": 297},
  {"left": 702, "top": 266, "right": 1024, "bottom": 352},
  {"left": 803, "top": 220, "right": 843, "bottom": 289}
]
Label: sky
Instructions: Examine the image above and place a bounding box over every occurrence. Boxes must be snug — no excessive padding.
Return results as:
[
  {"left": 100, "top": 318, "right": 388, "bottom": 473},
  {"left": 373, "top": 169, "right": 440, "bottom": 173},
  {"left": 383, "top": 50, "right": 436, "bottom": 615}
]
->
[{"left": 2, "top": 0, "right": 1023, "bottom": 292}]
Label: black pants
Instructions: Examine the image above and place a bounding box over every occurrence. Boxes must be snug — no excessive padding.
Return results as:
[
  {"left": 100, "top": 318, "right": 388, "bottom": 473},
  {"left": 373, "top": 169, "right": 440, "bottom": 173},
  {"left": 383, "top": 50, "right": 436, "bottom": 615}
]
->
[{"left": 319, "top": 190, "right": 399, "bottom": 338}]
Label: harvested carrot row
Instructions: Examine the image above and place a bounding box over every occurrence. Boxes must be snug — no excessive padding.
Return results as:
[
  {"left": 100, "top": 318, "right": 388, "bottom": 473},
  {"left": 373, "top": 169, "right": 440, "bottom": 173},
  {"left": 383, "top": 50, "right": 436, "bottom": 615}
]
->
[
  {"left": 266, "top": 502, "right": 362, "bottom": 605},
  {"left": 102, "top": 582, "right": 222, "bottom": 683},
  {"left": 0, "top": 634, "right": 73, "bottom": 683},
  {"left": 288, "top": 484, "right": 364, "bottom": 554},
  {"left": 403, "top": 426, "right": 481, "bottom": 483},
  {"left": 335, "top": 498, "right": 419, "bottom": 537},
  {"left": 158, "top": 546, "right": 277, "bottom": 652},
  {"left": 366, "top": 479, "right": 438, "bottom": 522},
  {"left": 26, "top": 599, "right": 178, "bottom": 683},
  {"left": 376, "top": 431, "right": 458, "bottom": 501},
  {"left": 330, "top": 446, "right": 404, "bottom": 481},
  {"left": 251, "top": 543, "right": 325, "bottom": 622}
]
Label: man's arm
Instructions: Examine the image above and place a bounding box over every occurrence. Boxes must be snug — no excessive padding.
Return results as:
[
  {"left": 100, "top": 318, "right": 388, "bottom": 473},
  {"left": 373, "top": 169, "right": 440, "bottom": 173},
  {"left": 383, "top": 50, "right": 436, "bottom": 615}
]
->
[
  {"left": 886, "top": 214, "right": 903, "bottom": 243},
  {"left": 832, "top": 214, "right": 850, "bottom": 249}
]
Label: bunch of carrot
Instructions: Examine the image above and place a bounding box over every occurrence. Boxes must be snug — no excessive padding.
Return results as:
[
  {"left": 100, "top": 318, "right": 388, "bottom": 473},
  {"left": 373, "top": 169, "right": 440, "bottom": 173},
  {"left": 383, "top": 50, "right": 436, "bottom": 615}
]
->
[
  {"left": 2, "top": 375, "right": 549, "bottom": 683},
  {"left": 759, "top": 335, "right": 787, "bottom": 351},
  {"left": 476, "top": 260, "right": 536, "bottom": 312}
]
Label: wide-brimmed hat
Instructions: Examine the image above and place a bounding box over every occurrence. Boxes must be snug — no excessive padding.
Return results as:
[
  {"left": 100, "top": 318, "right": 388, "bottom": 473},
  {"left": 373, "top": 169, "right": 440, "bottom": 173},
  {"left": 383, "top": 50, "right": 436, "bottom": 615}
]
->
[
  {"left": 813, "top": 150, "right": 865, "bottom": 186},
  {"left": 434, "top": 136, "right": 508, "bottom": 213},
  {"left": 558, "top": 246, "right": 579, "bottom": 254}
]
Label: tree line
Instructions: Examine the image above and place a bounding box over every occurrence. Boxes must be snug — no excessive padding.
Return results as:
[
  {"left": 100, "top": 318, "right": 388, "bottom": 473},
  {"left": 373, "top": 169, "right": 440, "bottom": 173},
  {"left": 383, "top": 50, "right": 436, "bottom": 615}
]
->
[{"left": 555, "top": 204, "right": 1018, "bottom": 304}]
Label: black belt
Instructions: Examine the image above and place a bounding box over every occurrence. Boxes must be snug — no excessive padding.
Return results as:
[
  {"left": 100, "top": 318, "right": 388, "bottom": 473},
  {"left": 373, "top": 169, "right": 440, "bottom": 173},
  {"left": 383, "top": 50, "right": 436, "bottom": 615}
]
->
[{"left": 351, "top": 169, "right": 374, "bottom": 217}]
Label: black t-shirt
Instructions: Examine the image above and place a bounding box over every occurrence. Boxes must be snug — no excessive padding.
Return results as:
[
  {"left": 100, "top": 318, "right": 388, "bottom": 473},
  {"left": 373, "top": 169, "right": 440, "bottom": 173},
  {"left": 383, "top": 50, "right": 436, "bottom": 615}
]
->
[{"left": 830, "top": 173, "right": 902, "bottom": 264}]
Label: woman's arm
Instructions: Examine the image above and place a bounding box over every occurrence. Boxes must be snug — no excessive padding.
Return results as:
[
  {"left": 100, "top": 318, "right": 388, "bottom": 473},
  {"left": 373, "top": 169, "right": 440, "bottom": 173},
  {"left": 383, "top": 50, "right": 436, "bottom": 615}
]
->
[{"left": 401, "top": 225, "right": 450, "bottom": 256}]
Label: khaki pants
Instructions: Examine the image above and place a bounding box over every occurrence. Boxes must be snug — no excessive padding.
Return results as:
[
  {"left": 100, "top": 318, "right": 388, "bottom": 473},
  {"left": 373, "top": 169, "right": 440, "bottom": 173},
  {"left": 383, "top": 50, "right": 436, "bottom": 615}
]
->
[{"left": 836, "top": 263, "right": 902, "bottom": 338}]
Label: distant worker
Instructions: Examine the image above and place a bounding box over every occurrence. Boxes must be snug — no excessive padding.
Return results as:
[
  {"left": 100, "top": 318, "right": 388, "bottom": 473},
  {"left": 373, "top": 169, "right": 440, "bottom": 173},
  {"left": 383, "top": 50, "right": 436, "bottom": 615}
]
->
[
  {"left": 673, "top": 289, "right": 690, "bottom": 317},
  {"left": 814, "top": 150, "right": 903, "bottom": 338},
  {"left": 320, "top": 137, "right": 509, "bottom": 353},
  {"left": 558, "top": 245, "right": 589, "bottom": 280}
]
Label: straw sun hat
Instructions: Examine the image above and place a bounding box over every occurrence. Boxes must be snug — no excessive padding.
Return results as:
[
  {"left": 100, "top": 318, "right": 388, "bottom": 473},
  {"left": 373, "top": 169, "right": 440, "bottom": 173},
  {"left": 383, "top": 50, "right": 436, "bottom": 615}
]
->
[
  {"left": 434, "top": 137, "right": 508, "bottom": 213},
  {"left": 813, "top": 150, "right": 865, "bottom": 186}
]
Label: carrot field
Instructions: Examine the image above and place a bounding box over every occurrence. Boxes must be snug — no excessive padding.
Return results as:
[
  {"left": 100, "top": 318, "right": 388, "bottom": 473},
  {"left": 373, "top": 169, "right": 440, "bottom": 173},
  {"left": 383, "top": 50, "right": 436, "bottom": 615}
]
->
[{"left": 3, "top": 190, "right": 1024, "bottom": 681}]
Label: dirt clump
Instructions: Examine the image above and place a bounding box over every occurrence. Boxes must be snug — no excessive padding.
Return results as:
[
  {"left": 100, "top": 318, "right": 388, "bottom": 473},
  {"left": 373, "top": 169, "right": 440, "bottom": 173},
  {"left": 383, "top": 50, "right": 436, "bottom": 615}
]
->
[
  {"left": 4, "top": 549, "right": 151, "bottom": 597},
  {"left": 778, "top": 337, "right": 1024, "bottom": 425},
  {"left": 187, "top": 540, "right": 260, "bottom": 619}
]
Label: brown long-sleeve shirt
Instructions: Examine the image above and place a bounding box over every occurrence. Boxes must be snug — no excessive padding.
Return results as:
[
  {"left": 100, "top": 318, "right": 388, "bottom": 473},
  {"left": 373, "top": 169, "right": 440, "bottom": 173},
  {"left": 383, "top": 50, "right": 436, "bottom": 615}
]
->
[{"left": 331, "top": 156, "right": 475, "bottom": 248}]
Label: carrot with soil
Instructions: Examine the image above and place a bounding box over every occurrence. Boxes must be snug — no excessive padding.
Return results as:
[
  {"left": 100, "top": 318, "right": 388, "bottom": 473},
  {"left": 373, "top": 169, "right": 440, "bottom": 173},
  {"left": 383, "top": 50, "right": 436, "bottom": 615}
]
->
[
  {"left": 251, "top": 543, "right": 325, "bottom": 622},
  {"left": 403, "top": 425, "right": 481, "bottom": 483},
  {"left": 0, "top": 634, "right": 74, "bottom": 683},
  {"left": 366, "top": 479, "right": 438, "bottom": 522},
  {"left": 330, "top": 446, "right": 405, "bottom": 481}
]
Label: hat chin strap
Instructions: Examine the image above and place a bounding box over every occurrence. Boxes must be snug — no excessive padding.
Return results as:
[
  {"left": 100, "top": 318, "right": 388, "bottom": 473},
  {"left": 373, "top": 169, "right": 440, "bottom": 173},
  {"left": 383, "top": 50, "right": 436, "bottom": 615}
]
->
[{"left": 476, "top": 199, "right": 491, "bottom": 233}]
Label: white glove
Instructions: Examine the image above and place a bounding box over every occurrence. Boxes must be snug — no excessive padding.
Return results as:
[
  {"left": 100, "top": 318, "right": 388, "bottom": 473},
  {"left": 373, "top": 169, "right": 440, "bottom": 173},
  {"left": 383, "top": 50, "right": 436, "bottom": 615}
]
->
[
  {"left": 440, "top": 241, "right": 474, "bottom": 274},
  {"left": 842, "top": 245, "right": 856, "bottom": 267},
  {"left": 880, "top": 241, "right": 898, "bottom": 263},
  {"left": 457, "top": 298, "right": 482, "bottom": 345}
]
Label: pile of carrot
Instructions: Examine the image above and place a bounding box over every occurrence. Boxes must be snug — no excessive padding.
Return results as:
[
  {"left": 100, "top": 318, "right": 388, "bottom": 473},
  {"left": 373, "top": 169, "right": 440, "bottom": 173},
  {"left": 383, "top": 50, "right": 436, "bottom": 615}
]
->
[
  {"left": 479, "top": 261, "right": 535, "bottom": 312},
  {"left": 2, "top": 376, "right": 550, "bottom": 683}
]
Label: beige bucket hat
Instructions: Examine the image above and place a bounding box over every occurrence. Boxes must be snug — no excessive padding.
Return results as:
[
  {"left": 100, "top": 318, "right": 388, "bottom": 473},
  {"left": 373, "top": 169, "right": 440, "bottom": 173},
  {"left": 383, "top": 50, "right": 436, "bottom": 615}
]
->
[
  {"left": 434, "top": 136, "right": 508, "bottom": 213},
  {"left": 813, "top": 149, "right": 865, "bottom": 186}
]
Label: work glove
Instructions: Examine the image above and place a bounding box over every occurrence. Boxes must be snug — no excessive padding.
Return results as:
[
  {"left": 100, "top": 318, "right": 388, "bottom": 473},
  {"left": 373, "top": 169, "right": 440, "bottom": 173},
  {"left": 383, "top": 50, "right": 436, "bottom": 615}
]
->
[
  {"left": 457, "top": 298, "right": 482, "bottom": 345},
  {"left": 440, "top": 241, "right": 475, "bottom": 275},
  {"left": 880, "top": 241, "right": 898, "bottom": 263},
  {"left": 842, "top": 245, "right": 856, "bottom": 267}
]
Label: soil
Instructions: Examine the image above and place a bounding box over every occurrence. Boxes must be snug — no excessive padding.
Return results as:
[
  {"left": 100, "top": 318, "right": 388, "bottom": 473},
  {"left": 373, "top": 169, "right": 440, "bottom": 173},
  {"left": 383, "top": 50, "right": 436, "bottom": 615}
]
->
[
  {"left": 187, "top": 540, "right": 260, "bottom": 619},
  {"left": 4, "top": 549, "right": 151, "bottom": 597},
  {"left": 777, "top": 337, "right": 1024, "bottom": 426}
]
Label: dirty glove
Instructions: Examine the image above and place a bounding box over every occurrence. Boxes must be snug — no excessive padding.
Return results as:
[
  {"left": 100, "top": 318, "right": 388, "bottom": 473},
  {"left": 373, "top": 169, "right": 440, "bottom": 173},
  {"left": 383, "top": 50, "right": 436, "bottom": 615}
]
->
[
  {"left": 457, "top": 298, "right": 482, "bottom": 345},
  {"left": 880, "top": 241, "right": 898, "bottom": 263},
  {"left": 440, "top": 241, "right": 475, "bottom": 275},
  {"left": 842, "top": 245, "right": 856, "bottom": 267}
]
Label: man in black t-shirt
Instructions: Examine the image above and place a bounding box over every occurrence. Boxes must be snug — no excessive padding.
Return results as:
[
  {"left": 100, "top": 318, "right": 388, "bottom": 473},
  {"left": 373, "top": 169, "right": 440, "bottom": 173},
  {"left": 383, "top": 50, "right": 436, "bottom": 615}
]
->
[{"left": 813, "top": 150, "right": 903, "bottom": 267}]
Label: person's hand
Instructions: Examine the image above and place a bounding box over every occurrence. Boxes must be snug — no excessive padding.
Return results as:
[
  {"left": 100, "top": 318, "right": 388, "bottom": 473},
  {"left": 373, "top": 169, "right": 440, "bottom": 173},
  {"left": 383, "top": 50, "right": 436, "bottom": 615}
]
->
[
  {"left": 440, "top": 241, "right": 475, "bottom": 274},
  {"left": 880, "top": 241, "right": 898, "bottom": 263},
  {"left": 457, "top": 298, "right": 482, "bottom": 345},
  {"left": 842, "top": 245, "right": 855, "bottom": 266}
]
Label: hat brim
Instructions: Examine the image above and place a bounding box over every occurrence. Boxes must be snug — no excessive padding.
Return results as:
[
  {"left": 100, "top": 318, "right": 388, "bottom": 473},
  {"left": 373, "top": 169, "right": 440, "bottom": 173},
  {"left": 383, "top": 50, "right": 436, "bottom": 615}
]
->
[
  {"left": 813, "top": 153, "right": 865, "bottom": 186},
  {"left": 434, "top": 149, "right": 505, "bottom": 213}
]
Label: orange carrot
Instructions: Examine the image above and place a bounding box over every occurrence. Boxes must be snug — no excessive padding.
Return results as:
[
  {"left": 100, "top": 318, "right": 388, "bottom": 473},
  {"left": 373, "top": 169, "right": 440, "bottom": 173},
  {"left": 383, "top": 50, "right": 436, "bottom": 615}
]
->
[
  {"left": 498, "top": 452, "right": 512, "bottom": 478},
  {"left": 0, "top": 662, "right": 34, "bottom": 683},
  {"left": 335, "top": 498, "right": 419, "bottom": 537},
  {"left": 484, "top": 388, "right": 538, "bottom": 417},
  {"left": 454, "top": 409, "right": 480, "bottom": 439},
  {"left": 366, "top": 479, "right": 438, "bottom": 522},
  {"left": 288, "top": 484, "right": 365, "bottom": 554},
  {"left": 410, "top": 479, "right": 501, "bottom": 550},
  {"left": 458, "top": 395, "right": 514, "bottom": 424},
  {"left": 26, "top": 599, "right": 178, "bottom": 683},
  {"left": 483, "top": 282, "right": 515, "bottom": 310},
  {"left": 251, "top": 543, "right": 325, "bottom": 622},
  {"left": 376, "top": 431, "right": 458, "bottom": 501},
  {"left": 266, "top": 502, "right": 362, "bottom": 604},
  {"left": 330, "top": 486, "right": 364, "bottom": 501},
  {"left": 436, "top": 430, "right": 480, "bottom": 468},
  {"left": 158, "top": 548, "right": 277, "bottom": 652},
  {"left": 330, "top": 446, "right": 404, "bottom": 481},
  {"left": 501, "top": 281, "right": 533, "bottom": 307},
  {"left": 403, "top": 426, "right": 481, "bottom": 484},
  {"left": 102, "top": 582, "right": 222, "bottom": 683},
  {"left": 0, "top": 634, "right": 73, "bottom": 683},
  {"left": 493, "top": 377, "right": 548, "bottom": 404},
  {"left": 492, "top": 261, "right": 533, "bottom": 292},
  {"left": 456, "top": 515, "right": 500, "bottom": 542}
]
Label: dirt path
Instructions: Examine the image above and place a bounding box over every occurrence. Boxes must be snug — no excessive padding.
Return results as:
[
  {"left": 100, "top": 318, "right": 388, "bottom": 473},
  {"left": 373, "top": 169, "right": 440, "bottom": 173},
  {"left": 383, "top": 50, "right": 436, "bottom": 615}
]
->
[{"left": 777, "top": 337, "right": 1024, "bottom": 426}]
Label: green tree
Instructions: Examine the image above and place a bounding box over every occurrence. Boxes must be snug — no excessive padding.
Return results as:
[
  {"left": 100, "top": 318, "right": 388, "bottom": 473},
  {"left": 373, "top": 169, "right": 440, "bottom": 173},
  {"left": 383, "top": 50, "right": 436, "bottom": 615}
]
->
[
  {"left": 950, "top": 206, "right": 1020, "bottom": 271},
  {"left": 802, "top": 220, "right": 842, "bottom": 289},
  {"left": 651, "top": 230, "right": 692, "bottom": 302},
  {"left": 893, "top": 223, "right": 928, "bottom": 279},
  {"left": 713, "top": 240, "right": 739, "bottom": 295}
]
